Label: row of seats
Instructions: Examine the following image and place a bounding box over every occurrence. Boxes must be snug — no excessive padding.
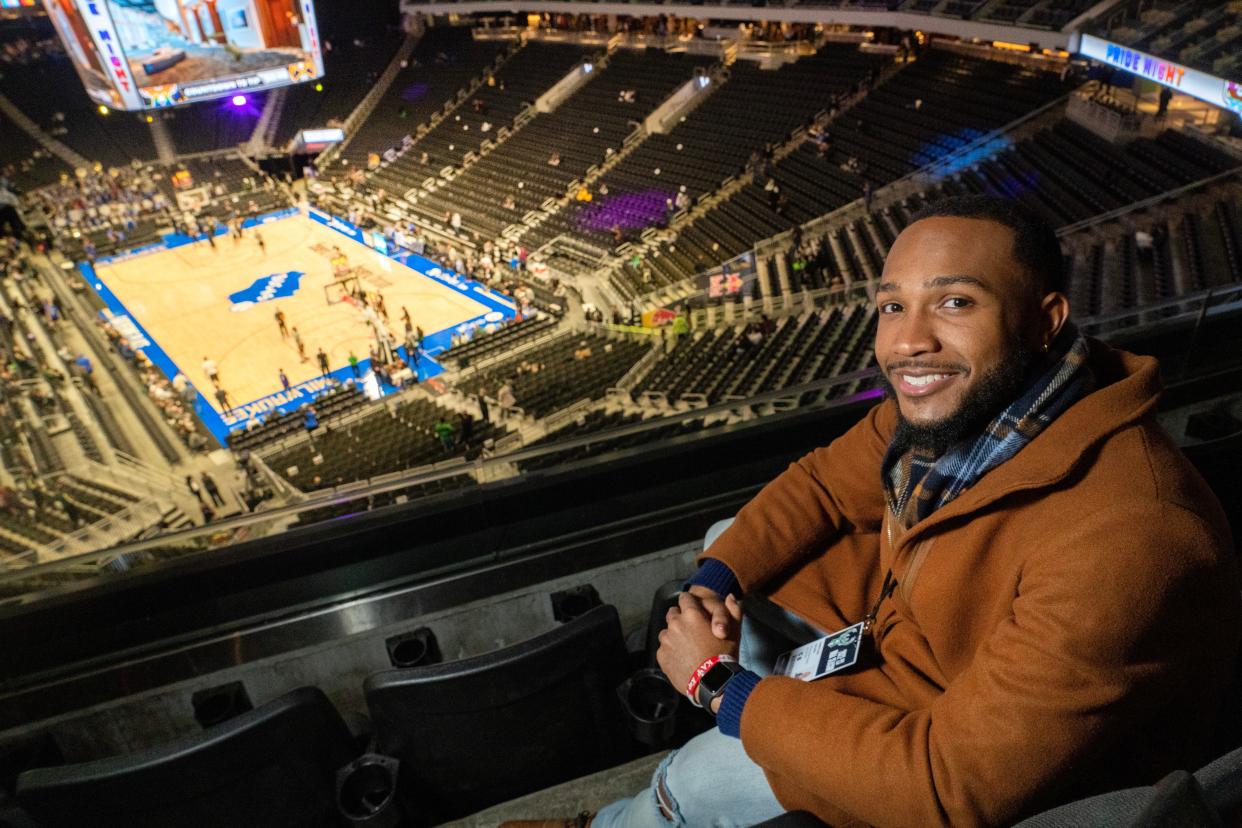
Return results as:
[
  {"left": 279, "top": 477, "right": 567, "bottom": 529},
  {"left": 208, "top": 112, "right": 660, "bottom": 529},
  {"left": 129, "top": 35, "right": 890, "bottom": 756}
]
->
[
  {"left": 265, "top": 396, "right": 501, "bottom": 491},
  {"left": 633, "top": 304, "right": 877, "bottom": 406},
  {"left": 0, "top": 107, "right": 66, "bottom": 193},
  {"left": 440, "top": 314, "right": 559, "bottom": 368},
  {"left": 769, "top": 125, "right": 1238, "bottom": 311},
  {"left": 1108, "top": 0, "right": 1242, "bottom": 78},
  {"left": 339, "top": 27, "right": 513, "bottom": 170},
  {"left": 415, "top": 47, "right": 715, "bottom": 239},
  {"left": 268, "top": 1, "right": 406, "bottom": 148},
  {"left": 49, "top": 157, "right": 290, "bottom": 261},
  {"left": 0, "top": 474, "right": 139, "bottom": 562},
  {"left": 5, "top": 603, "right": 656, "bottom": 827},
  {"left": 523, "top": 43, "right": 886, "bottom": 254},
  {"left": 0, "top": 17, "right": 157, "bottom": 169},
  {"left": 1068, "top": 192, "right": 1242, "bottom": 322},
  {"left": 363, "top": 40, "right": 591, "bottom": 203},
  {"left": 227, "top": 384, "right": 369, "bottom": 452},
  {"left": 455, "top": 331, "right": 651, "bottom": 418},
  {"left": 933, "top": 0, "right": 1095, "bottom": 28},
  {"left": 607, "top": 49, "right": 1068, "bottom": 300}
]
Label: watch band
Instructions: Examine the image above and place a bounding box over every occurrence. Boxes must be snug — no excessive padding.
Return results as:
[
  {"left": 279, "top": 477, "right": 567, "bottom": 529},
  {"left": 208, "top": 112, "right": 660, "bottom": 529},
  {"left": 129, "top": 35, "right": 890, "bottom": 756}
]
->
[
  {"left": 695, "top": 660, "right": 744, "bottom": 714},
  {"left": 686, "top": 653, "right": 737, "bottom": 705}
]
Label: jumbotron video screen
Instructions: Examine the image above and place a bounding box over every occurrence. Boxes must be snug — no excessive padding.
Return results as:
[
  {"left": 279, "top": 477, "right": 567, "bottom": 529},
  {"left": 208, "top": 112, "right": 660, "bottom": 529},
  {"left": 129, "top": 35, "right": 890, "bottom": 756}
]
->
[{"left": 41, "top": 0, "right": 324, "bottom": 110}]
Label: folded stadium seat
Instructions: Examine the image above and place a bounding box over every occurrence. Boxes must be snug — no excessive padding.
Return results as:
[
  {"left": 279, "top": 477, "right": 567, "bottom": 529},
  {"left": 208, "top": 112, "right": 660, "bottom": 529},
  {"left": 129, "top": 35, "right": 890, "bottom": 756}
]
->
[
  {"left": 363, "top": 604, "right": 632, "bottom": 825},
  {"left": 15, "top": 687, "right": 358, "bottom": 828},
  {"left": 1014, "top": 745, "right": 1242, "bottom": 827}
]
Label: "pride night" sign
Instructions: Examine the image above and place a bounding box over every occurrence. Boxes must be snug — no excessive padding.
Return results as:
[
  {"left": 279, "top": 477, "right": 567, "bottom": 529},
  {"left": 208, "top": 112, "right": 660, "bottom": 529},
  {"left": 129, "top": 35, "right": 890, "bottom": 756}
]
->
[{"left": 1078, "top": 33, "right": 1241, "bottom": 115}]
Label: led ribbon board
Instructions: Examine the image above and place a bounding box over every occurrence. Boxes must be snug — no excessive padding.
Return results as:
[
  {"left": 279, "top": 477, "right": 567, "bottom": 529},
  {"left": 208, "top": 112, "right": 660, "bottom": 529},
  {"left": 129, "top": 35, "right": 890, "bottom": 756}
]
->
[{"left": 1077, "top": 33, "right": 1242, "bottom": 116}]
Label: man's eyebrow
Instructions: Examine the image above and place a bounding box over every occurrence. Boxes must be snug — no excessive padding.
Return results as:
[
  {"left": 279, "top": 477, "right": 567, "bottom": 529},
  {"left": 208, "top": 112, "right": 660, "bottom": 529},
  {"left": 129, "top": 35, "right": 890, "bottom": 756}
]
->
[
  {"left": 875, "top": 275, "right": 994, "bottom": 294},
  {"left": 924, "top": 274, "right": 994, "bottom": 292}
]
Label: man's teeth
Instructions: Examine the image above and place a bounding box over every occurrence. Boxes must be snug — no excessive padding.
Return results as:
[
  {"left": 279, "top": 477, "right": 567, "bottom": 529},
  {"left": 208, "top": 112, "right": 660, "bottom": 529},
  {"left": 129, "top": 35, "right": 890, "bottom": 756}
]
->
[{"left": 903, "top": 373, "right": 949, "bottom": 387}]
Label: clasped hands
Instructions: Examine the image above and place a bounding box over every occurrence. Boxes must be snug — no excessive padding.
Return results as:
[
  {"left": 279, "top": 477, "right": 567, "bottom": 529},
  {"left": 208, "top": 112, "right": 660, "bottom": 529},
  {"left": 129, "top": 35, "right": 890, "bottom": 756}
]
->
[{"left": 656, "top": 586, "right": 743, "bottom": 712}]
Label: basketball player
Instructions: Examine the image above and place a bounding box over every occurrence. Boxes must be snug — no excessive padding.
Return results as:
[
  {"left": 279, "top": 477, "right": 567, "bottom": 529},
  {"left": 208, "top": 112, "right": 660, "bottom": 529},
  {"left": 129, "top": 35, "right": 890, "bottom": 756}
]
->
[{"left": 292, "top": 326, "right": 307, "bottom": 362}]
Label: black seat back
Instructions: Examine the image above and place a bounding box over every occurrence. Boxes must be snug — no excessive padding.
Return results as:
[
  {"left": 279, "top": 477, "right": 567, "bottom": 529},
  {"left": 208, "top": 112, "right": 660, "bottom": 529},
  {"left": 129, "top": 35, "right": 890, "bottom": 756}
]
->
[
  {"left": 16, "top": 686, "right": 356, "bottom": 828},
  {"left": 364, "top": 604, "right": 630, "bottom": 824}
]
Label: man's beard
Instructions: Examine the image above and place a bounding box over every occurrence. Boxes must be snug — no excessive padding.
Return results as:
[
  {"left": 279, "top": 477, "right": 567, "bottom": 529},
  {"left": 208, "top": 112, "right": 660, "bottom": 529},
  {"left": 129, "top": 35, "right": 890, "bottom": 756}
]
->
[{"left": 879, "top": 335, "right": 1043, "bottom": 458}]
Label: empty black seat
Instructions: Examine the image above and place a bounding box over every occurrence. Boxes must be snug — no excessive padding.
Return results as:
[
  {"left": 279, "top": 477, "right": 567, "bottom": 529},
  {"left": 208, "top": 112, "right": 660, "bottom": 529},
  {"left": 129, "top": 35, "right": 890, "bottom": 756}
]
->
[
  {"left": 16, "top": 687, "right": 357, "bottom": 828},
  {"left": 364, "top": 604, "right": 631, "bottom": 824}
]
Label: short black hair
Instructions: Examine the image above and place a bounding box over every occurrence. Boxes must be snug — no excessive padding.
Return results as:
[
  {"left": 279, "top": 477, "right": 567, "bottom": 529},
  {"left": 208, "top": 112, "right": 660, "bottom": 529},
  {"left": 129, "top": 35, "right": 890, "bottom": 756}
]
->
[{"left": 909, "top": 195, "right": 1066, "bottom": 296}]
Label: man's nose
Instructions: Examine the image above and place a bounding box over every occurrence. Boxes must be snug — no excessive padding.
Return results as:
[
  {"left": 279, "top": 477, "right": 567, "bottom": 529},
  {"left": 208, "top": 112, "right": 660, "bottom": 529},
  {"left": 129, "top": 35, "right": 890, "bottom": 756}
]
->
[{"left": 891, "top": 307, "right": 939, "bottom": 357}]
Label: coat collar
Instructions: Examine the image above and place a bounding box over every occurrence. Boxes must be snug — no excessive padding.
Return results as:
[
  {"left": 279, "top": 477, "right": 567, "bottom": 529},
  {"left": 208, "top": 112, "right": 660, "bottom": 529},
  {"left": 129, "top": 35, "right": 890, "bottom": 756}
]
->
[{"left": 887, "top": 340, "right": 1162, "bottom": 544}]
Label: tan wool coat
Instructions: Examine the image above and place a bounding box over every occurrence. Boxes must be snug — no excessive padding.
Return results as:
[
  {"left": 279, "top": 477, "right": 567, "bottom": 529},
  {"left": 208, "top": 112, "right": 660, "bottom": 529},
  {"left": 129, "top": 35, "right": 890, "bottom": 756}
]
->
[{"left": 705, "top": 342, "right": 1240, "bottom": 827}]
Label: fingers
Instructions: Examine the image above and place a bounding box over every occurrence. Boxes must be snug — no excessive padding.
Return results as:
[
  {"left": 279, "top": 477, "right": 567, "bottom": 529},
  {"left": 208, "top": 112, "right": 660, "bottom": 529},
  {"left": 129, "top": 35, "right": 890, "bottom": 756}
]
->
[
  {"left": 677, "top": 591, "right": 707, "bottom": 616},
  {"left": 710, "top": 603, "right": 732, "bottom": 639},
  {"left": 726, "top": 593, "right": 743, "bottom": 622}
]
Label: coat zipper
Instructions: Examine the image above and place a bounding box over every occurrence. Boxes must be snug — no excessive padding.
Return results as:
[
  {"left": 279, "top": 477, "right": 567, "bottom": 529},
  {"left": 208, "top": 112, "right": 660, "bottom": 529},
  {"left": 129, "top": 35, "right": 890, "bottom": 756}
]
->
[{"left": 885, "top": 508, "right": 936, "bottom": 606}]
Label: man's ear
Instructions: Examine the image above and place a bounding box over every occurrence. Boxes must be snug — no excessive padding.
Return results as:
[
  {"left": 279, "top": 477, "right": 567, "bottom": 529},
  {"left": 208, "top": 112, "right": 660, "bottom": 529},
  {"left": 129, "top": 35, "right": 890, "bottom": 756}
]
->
[{"left": 1039, "top": 291, "right": 1071, "bottom": 348}]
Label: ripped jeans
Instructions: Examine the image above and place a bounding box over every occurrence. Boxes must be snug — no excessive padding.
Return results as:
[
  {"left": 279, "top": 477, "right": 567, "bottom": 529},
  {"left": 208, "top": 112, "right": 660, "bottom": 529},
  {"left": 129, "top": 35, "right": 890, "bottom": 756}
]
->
[
  {"left": 592, "top": 520, "right": 823, "bottom": 828},
  {"left": 590, "top": 723, "right": 784, "bottom": 828}
]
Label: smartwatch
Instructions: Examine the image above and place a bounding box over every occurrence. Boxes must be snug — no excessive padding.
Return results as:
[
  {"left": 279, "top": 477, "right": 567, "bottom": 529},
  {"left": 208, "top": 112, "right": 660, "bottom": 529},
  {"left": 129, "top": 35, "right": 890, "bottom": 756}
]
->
[{"left": 695, "top": 660, "right": 745, "bottom": 714}]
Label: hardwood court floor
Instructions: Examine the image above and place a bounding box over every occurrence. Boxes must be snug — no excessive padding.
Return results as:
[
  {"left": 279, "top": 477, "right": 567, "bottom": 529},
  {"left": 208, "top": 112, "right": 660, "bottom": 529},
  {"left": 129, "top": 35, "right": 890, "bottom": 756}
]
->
[{"left": 91, "top": 212, "right": 485, "bottom": 415}]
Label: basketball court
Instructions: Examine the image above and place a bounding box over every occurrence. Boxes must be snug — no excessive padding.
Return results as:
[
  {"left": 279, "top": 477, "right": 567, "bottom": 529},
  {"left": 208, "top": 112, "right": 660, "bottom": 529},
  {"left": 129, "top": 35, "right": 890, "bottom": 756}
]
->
[{"left": 79, "top": 207, "right": 516, "bottom": 441}]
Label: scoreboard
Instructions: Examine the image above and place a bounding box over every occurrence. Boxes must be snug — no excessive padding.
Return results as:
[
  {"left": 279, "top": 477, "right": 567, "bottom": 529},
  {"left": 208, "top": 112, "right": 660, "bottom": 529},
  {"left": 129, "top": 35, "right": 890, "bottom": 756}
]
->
[{"left": 41, "top": 0, "right": 324, "bottom": 110}]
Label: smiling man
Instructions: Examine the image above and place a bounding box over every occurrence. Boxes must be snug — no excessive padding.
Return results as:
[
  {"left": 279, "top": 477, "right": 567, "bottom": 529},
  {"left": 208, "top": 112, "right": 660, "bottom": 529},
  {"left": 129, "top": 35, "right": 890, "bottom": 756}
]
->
[{"left": 512, "top": 196, "right": 1240, "bottom": 828}]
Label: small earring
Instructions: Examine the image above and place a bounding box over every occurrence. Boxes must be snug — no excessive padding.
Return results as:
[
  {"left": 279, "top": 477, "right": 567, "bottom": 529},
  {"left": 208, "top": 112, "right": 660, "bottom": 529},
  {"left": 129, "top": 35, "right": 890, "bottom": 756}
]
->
[{"left": 1042, "top": 342, "right": 1050, "bottom": 353}]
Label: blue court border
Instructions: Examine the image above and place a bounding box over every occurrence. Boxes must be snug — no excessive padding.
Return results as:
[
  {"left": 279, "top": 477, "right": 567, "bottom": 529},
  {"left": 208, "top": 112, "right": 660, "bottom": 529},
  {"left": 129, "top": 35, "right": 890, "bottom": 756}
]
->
[{"left": 79, "top": 207, "right": 517, "bottom": 444}]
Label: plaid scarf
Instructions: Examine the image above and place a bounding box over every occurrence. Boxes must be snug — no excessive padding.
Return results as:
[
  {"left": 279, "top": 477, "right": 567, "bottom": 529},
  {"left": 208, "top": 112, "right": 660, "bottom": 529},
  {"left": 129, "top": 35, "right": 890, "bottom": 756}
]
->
[{"left": 882, "top": 326, "right": 1094, "bottom": 530}]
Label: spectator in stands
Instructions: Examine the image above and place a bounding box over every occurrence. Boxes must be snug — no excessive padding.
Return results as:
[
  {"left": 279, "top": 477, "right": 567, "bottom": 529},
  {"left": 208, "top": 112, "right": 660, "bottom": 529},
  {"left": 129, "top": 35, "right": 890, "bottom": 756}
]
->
[
  {"left": 72, "top": 354, "right": 98, "bottom": 395},
  {"left": 547, "top": 151, "right": 562, "bottom": 168},
  {"left": 185, "top": 475, "right": 203, "bottom": 503},
  {"left": 1157, "top": 86, "right": 1173, "bottom": 120},
  {"left": 56, "top": 491, "right": 82, "bottom": 528},
  {"left": 434, "top": 416, "right": 455, "bottom": 452},
  {"left": 764, "top": 178, "right": 781, "bottom": 211},
  {"left": 459, "top": 412, "right": 475, "bottom": 449},
  {"left": 201, "top": 472, "right": 225, "bottom": 508},
  {"left": 497, "top": 381, "right": 516, "bottom": 417},
  {"left": 520, "top": 196, "right": 1241, "bottom": 828}
]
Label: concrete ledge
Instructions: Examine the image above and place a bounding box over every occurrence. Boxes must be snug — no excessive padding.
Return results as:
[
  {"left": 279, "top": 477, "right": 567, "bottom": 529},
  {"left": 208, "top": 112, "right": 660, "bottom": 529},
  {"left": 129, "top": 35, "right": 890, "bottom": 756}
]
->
[{"left": 441, "top": 752, "right": 666, "bottom": 827}]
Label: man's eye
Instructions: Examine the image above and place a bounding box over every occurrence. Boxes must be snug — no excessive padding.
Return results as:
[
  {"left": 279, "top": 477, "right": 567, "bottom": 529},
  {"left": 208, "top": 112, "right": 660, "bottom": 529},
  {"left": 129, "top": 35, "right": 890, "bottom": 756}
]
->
[
  {"left": 944, "top": 297, "right": 972, "bottom": 309},
  {"left": 879, "top": 302, "right": 902, "bottom": 314}
]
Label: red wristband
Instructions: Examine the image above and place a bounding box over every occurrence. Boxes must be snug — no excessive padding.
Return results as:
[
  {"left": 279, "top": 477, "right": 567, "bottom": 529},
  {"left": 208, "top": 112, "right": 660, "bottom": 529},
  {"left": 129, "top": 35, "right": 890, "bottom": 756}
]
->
[{"left": 685, "top": 654, "right": 737, "bottom": 706}]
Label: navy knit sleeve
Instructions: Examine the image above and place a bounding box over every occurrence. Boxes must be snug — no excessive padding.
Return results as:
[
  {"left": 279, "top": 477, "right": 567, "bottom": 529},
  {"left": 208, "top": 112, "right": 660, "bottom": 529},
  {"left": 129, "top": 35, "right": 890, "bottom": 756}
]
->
[
  {"left": 716, "top": 669, "right": 761, "bottom": 738},
  {"left": 685, "top": 558, "right": 742, "bottom": 598}
]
